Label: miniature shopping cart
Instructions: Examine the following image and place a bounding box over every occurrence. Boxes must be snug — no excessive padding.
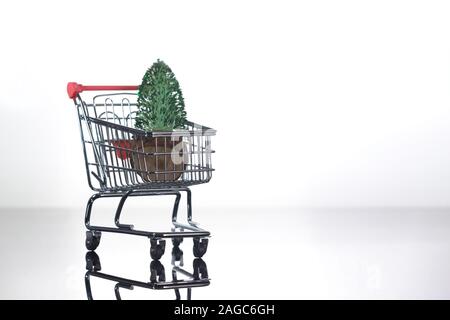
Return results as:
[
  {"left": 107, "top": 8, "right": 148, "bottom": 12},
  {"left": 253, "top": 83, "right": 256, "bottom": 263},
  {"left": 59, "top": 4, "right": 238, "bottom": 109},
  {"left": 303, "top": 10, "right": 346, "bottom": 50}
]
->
[{"left": 67, "top": 82, "right": 215, "bottom": 259}]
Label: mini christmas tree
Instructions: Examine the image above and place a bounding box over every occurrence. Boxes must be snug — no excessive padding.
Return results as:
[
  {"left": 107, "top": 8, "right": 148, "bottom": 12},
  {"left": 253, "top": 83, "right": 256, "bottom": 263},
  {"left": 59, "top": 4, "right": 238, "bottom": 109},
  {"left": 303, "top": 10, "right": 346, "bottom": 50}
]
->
[{"left": 136, "top": 60, "right": 187, "bottom": 131}]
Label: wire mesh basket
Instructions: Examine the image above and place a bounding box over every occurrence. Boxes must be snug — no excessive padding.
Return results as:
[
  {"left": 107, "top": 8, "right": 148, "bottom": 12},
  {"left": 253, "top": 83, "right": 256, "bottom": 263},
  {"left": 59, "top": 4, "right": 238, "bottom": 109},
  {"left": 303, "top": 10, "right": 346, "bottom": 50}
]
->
[{"left": 70, "top": 84, "right": 216, "bottom": 192}]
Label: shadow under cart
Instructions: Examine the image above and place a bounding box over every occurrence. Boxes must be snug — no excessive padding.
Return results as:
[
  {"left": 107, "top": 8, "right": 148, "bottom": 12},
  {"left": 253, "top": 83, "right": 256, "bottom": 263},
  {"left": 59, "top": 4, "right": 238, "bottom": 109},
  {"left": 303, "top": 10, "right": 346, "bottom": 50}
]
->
[{"left": 85, "top": 244, "right": 209, "bottom": 300}]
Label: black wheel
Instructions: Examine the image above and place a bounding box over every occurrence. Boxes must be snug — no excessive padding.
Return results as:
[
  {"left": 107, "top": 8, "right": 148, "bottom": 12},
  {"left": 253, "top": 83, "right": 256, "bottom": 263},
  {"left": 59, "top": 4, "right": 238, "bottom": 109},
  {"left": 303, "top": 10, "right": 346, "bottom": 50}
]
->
[
  {"left": 86, "top": 231, "right": 101, "bottom": 251},
  {"left": 150, "top": 239, "right": 166, "bottom": 260},
  {"left": 193, "top": 237, "right": 208, "bottom": 258},
  {"left": 85, "top": 251, "right": 101, "bottom": 272},
  {"left": 150, "top": 260, "right": 166, "bottom": 283},
  {"left": 172, "top": 237, "right": 183, "bottom": 247},
  {"left": 193, "top": 258, "right": 208, "bottom": 280},
  {"left": 172, "top": 246, "right": 183, "bottom": 262}
]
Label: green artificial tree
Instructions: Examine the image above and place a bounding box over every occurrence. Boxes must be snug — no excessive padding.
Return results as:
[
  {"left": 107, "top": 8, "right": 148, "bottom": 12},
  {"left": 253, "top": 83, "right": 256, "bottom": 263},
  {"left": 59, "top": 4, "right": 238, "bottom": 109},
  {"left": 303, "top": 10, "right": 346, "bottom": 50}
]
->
[{"left": 136, "top": 60, "right": 187, "bottom": 131}]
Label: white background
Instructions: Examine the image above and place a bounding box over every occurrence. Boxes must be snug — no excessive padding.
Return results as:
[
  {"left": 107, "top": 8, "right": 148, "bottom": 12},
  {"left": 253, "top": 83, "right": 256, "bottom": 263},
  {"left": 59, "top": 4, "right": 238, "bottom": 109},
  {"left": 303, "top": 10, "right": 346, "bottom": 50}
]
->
[{"left": 1, "top": 0, "right": 450, "bottom": 209}]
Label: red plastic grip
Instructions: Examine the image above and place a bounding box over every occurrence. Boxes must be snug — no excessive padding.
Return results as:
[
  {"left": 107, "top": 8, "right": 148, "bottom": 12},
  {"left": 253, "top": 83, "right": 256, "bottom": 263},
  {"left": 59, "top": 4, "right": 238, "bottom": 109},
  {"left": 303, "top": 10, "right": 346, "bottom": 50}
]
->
[{"left": 67, "top": 82, "right": 139, "bottom": 99}]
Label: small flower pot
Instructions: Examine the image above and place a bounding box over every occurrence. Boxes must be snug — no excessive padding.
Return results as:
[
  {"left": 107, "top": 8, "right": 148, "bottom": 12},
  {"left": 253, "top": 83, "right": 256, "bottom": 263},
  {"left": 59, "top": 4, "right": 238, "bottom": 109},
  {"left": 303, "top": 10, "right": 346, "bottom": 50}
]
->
[{"left": 130, "top": 136, "right": 186, "bottom": 182}]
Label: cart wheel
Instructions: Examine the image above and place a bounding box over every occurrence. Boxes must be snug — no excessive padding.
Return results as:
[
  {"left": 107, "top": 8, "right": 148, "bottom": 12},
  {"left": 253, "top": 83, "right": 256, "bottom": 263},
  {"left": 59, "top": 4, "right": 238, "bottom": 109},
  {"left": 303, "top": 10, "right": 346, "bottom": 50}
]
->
[
  {"left": 193, "top": 237, "right": 208, "bottom": 258},
  {"left": 193, "top": 258, "right": 208, "bottom": 280},
  {"left": 150, "top": 260, "right": 166, "bottom": 283},
  {"left": 86, "top": 231, "right": 101, "bottom": 251},
  {"left": 85, "top": 251, "right": 101, "bottom": 272},
  {"left": 172, "top": 245, "right": 183, "bottom": 262},
  {"left": 172, "top": 236, "right": 183, "bottom": 247},
  {"left": 150, "top": 239, "right": 166, "bottom": 260}
]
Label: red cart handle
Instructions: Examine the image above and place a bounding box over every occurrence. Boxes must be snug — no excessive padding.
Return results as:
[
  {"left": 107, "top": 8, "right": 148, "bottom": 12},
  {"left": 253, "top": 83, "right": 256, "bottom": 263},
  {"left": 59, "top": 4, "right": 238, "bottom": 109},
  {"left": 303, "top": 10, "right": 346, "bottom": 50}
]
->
[{"left": 67, "top": 82, "right": 139, "bottom": 99}]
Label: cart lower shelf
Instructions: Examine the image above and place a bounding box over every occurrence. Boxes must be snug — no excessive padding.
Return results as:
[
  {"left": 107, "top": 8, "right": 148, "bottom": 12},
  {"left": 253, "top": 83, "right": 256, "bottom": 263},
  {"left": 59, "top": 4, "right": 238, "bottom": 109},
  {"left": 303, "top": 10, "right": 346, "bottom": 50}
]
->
[{"left": 84, "top": 187, "right": 210, "bottom": 259}]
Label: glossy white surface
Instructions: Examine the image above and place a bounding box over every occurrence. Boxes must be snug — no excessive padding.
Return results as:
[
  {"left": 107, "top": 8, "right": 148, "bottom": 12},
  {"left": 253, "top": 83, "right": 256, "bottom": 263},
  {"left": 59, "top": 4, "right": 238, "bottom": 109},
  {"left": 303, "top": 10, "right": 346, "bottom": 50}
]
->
[{"left": 1, "top": 206, "right": 450, "bottom": 299}]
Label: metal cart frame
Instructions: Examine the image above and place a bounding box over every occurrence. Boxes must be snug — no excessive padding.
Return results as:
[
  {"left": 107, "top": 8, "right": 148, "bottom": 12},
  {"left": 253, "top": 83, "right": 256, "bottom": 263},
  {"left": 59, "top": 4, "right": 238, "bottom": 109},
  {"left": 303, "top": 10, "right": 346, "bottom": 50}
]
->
[{"left": 67, "top": 82, "right": 215, "bottom": 259}]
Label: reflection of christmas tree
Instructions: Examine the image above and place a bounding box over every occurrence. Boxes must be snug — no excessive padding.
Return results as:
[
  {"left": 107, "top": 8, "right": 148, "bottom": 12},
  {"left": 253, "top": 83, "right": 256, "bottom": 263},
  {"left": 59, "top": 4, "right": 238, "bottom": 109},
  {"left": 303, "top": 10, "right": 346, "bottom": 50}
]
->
[{"left": 136, "top": 59, "right": 187, "bottom": 131}]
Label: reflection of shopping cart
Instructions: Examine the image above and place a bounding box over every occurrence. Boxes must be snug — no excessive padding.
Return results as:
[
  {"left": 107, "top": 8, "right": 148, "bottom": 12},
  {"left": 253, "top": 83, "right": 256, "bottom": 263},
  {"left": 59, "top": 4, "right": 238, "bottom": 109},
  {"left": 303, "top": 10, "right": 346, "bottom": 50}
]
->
[
  {"left": 85, "top": 247, "right": 209, "bottom": 300},
  {"left": 67, "top": 83, "right": 215, "bottom": 259}
]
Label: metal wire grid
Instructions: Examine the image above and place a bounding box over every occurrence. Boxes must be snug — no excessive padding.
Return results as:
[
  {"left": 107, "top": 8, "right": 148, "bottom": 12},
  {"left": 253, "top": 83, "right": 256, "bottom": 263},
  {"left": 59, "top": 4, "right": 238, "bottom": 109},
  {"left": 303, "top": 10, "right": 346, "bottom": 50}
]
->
[{"left": 75, "top": 93, "right": 215, "bottom": 191}]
